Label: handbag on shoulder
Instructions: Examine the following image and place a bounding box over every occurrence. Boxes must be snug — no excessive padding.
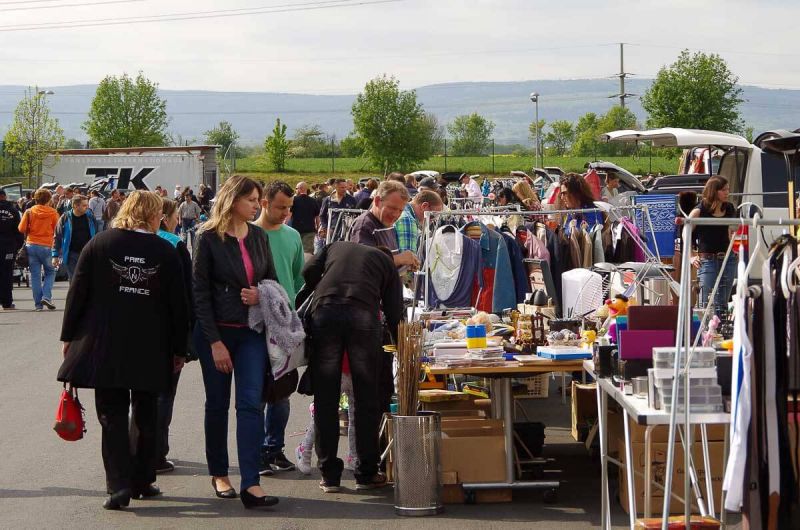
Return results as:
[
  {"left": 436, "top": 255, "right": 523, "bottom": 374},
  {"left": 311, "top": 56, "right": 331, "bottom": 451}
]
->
[{"left": 54, "top": 383, "right": 86, "bottom": 442}]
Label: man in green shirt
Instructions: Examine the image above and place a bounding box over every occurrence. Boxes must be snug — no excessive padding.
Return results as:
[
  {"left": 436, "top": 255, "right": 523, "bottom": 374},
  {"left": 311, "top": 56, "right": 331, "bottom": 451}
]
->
[{"left": 255, "top": 181, "right": 305, "bottom": 475}]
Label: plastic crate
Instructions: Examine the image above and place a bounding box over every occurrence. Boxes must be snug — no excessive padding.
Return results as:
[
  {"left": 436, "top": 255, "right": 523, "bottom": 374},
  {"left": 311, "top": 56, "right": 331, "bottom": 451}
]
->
[{"left": 519, "top": 374, "right": 550, "bottom": 398}]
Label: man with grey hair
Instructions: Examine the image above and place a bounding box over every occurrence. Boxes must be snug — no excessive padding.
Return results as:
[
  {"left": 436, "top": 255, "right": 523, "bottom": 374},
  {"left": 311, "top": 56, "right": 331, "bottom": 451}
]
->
[
  {"left": 52, "top": 194, "right": 97, "bottom": 280},
  {"left": 349, "top": 180, "right": 419, "bottom": 270}
]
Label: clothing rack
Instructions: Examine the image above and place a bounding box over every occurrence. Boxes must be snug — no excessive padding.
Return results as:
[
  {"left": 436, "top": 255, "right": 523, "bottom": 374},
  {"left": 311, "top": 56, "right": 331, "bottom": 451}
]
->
[
  {"left": 666, "top": 215, "right": 800, "bottom": 530},
  {"left": 326, "top": 207, "right": 367, "bottom": 244},
  {"left": 420, "top": 204, "right": 666, "bottom": 311}
]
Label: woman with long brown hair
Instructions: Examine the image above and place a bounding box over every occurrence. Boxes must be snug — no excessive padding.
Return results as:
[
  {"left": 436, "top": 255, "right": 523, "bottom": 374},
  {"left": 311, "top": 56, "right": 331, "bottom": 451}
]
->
[
  {"left": 193, "top": 175, "right": 280, "bottom": 509},
  {"left": 686, "top": 176, "right": 736, "bottom": 313}
]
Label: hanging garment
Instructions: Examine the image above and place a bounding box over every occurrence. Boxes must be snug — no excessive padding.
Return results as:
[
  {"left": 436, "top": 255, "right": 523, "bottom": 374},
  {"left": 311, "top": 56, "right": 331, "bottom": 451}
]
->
[
  {"left": 463, "top": 222, "right": 516, "bottom": 313},
  {"left": 500, "top": 230, "right": 530, "bottom": 304},
  {"left": 592, "top": 224, "right": 606, "bottom": 264},
  {"left": 426, "top": 227, "right": 482, "bottom": 308},
  {"left": 723, "top": 258, "right": 755, "bottom": 511},
  {"left": 763, "top": 251, "right": 781, "bottom": 508},
  {"left": 581, "top": 226, "right": 593, "bottom": 268}
]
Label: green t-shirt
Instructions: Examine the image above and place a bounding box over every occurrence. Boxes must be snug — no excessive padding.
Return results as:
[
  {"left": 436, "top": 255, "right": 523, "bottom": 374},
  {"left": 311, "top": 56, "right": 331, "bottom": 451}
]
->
[{"left": 263, "top": 224, "right": 305, "bottom": 308}]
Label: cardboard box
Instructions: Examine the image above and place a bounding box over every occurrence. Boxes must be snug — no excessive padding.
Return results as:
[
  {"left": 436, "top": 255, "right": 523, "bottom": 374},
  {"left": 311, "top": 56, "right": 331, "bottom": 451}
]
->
[
  {"left": 618, "top": 439, "right": 724, "bottom": 516},
  {"left": 441, "top": 484, "right": 512, "bottom": 504},
  {"left": 634, "top": 516, "right": 720, "bottom": 529},
  {"left": 571, "top": 381, "right": 598, "bottom": 442},
  {"left": 420, "top": 394, "right": 484, "bottom": 412},
  {"left": 440, "top": 422, "right": 507, "bottom": 484}
]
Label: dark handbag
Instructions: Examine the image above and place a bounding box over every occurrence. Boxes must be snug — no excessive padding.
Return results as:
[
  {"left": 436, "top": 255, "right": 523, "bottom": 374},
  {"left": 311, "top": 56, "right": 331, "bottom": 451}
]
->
[
  {"left": 295, "top": 290, "right": 315, "bottom": 396},
  {"left": 263, "top": 369, "right": 299, "bottom": 404},
  {"left": 53, "top": 383, "right": 86, "bottom": 441},
  {"left": 297, "top": 365, "right": 313, "bottom": 396},
  {"left": 16, "top": 211, "right": 29, "bottom": 267}
]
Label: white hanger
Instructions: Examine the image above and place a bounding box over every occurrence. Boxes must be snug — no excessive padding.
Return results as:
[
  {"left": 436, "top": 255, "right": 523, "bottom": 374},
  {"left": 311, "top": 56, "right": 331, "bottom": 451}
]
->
[{"left": 743, "top": 213, "right": 763, "bottom": 281}]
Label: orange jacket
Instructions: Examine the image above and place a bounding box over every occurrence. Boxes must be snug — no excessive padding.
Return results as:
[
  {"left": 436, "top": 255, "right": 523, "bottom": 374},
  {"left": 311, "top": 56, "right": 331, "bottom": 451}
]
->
[{"left": 18, "top": 204, "right": 60, "bottom": 248}]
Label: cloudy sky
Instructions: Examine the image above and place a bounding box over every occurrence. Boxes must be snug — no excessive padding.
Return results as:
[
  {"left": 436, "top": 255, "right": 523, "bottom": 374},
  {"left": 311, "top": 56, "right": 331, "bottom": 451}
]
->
[{"left": 0, "top": 0, "right": 797, "bottom": 94}]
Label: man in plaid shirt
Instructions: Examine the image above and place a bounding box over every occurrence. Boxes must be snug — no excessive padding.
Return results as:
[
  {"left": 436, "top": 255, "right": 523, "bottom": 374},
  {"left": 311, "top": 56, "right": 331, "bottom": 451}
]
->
[{"left": 394, "top": 190, "right": 444, "bottom": 254}]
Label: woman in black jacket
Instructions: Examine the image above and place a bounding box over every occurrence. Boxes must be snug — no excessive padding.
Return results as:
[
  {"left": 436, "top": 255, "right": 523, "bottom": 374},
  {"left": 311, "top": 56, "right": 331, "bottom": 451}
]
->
[
  {"left": 57, "top": 191, "right": 189, "bottom": 511},
  {"left": 192, "top": 175, "right": 279, "bottom": 509}
]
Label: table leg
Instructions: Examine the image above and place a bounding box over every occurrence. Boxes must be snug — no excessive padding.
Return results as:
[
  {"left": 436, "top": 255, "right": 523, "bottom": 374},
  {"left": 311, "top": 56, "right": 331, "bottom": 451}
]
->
[
  {"left": 700, "top": 424, "right": 715, "bottom": 517},
  {"left": 623, "top": 413, "right": 637, "bottom": 529},
  {"left": 644, "top": 425, "right": 654, "bottom": 518},
  {"left": 720, "top": 426, "right": 729, "bottom": 529},
  {"left": 562, "top": 372, "right": 567, "bottom": 405},
  {"left": 596, "top": 382, "right": 610, "bottom": 529},
  {"left": 499, "top": 378, "right": 515, "bottom": 483}
]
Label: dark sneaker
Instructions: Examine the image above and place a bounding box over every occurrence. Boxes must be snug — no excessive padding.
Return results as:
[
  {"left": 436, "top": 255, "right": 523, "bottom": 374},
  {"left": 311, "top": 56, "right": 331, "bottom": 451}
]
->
[
  {"left": 319, "top": 479, "right": 341, "bottom": 493},
  {"left": 155, "top": 460, "right": 175, "bottom": 474},
  {"left": 355, "top": 472, "right": 388, "bottom": 491},
  {"left": 1, "top": 304, "right": 15, "bottom": 310},
  {"left": 267, "top": 452, "right": 296, "bottom": 472},
  {"left": 258, "top": 453, "right": 275, "bottom": 476},
  {"left": 41, "top": 298, "right": 56, "bottom": 310}
]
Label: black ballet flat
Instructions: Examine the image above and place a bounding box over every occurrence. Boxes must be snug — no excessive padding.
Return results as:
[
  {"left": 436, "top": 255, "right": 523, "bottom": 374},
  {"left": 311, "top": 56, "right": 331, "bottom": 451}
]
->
[
  {"left": 212, "top": 477, "right": 238, "bottom": 499},
  {"left": 131, "top": 484, "right": 162, "bottom": 499},
  {"left": 102, "top": 489, "right": 131, "bottom": 510},
  {"left": 240, "top": 489, "right": 279, "bottom": 509}
]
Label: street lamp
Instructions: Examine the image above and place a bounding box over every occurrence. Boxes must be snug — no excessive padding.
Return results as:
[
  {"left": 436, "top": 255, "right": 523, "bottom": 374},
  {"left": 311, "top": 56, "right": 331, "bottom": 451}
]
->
[{"left": 529, "top": 92, "right": 541, "bottom": 169}]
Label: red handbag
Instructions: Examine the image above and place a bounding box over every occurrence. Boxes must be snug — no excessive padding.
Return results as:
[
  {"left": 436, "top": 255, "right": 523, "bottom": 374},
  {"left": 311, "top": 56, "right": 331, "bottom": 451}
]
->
[{"left": 54, "top": 384, "right": 86, "bottom": 441}]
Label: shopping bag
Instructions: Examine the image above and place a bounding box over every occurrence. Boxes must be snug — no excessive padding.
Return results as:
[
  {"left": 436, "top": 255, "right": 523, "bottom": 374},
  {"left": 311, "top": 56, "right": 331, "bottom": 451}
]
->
[{"left": 53, "top": 384, "right": 86, "bottom": 442}]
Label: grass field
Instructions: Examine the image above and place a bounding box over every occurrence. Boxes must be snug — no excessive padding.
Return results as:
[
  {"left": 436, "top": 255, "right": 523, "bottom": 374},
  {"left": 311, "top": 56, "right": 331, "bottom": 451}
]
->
[{"left": 233, "top": 155, "right": 680, "bottom": 187}]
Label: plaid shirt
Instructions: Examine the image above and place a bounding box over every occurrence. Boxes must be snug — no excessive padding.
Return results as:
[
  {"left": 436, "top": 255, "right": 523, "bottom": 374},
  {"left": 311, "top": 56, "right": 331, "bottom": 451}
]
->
[{"left": 394, "top": 203, "right": 419, "bottom": 253}]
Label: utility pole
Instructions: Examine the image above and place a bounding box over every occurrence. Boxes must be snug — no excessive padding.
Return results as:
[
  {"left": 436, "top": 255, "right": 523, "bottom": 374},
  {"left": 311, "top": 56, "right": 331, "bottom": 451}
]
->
[{"left": 610, "top": 43, "right": 635, "bottom": 107}]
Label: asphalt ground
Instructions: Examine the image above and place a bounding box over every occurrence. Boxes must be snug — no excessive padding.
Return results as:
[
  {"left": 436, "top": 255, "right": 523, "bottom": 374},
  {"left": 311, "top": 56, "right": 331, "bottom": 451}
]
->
[{"left": 0, "top": 281, "right": 645, "bottom": 529}]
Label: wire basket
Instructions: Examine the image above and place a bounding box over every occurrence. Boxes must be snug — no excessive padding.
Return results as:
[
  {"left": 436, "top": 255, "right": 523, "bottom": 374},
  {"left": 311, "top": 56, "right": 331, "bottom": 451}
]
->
[{"left": 520, "top": 374, "right": 550, "bottom": 398}]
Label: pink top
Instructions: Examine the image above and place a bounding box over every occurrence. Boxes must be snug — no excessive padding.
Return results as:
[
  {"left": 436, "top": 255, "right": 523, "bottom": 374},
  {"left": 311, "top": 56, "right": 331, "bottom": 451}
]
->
[{"left": 239, "top": 237, "right": 254, "bottom": 286}]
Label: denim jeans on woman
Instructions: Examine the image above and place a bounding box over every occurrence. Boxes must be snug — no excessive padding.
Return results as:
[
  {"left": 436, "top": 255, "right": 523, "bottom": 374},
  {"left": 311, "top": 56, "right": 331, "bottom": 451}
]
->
[
  {"left": 698, "top": 256, "right": 737, "bottom": 314},
  {"left": 194, "top": 324, "right": 267, "bottom": 491},
  {"left": 27, "top": 243, "right": 55, "bottom": 309}
]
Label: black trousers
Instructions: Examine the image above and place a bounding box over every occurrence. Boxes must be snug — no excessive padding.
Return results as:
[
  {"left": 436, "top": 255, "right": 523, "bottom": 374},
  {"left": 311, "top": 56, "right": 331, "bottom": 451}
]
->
[
  {"left": 156, "top": 370, "right": 181, "bottom": 462},
  {"left": 311, "top": 304, "right": 382, "bottom": 482},
  {"left": 0, "top": 242, "right": 15, "bottom": 308},
  {"left": 95, "top": 388, "right": 158, "bottom": 493}
]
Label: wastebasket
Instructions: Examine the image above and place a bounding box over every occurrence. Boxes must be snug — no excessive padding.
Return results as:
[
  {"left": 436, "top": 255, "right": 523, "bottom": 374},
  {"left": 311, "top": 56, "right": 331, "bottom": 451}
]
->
[{"left": 391, "top": 411, "right": 443, "bottom": 516}]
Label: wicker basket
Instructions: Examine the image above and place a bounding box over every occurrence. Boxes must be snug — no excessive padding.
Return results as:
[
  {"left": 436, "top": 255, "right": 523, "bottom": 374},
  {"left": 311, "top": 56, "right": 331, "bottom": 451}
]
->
[{"left": 520, "top": 374, "right": 550, "bottom": 398}]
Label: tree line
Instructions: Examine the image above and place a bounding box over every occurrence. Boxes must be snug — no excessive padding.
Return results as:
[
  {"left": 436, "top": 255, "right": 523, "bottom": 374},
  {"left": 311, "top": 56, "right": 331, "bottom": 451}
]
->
[{"left": 2, "top": 50, "right": 746, "bottom": 179}]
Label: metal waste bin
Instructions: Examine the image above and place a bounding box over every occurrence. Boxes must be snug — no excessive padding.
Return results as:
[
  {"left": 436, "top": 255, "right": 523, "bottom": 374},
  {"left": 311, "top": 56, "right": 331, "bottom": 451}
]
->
[{"left": 391, "top": 411, "right": 443, "bottom": 516}]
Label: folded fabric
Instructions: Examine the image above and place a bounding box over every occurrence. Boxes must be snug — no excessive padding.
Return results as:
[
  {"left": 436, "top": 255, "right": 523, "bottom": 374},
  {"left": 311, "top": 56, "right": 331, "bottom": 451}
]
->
[{"left": 249, "top": 279, "right": 307, "bottom": 380}]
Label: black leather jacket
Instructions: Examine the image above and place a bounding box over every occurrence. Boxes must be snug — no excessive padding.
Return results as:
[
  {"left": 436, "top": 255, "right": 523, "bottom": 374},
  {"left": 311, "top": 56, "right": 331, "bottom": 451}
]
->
[{"left": 193, "top": 223, "right": 277, "bottom": 344}]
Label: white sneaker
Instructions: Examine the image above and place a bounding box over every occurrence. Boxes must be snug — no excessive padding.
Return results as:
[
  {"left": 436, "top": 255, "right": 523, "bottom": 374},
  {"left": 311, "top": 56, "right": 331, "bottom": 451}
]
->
[{"left": 295, "top": 445, "right": 312, "bottom": 475}]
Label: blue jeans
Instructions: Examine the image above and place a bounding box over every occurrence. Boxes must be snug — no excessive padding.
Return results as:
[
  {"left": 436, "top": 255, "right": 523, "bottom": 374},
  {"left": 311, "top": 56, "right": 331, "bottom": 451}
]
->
[
  {"left": 94, "top": 219, "right": 105, "bottom": 232},
  {"left": 181, "top": 219, "right": 196, "bottom": 248},
  {"left": 698, "top": 256, "right": 736, "bottom": 314},
  {"left": 194, "top": 324, "right": 267, "bottom": 491},
  {"left": 27, "top": 244, "right": 55, "bottom": 308},
  {"left": 263, "top": 398, "right": 290, "bottom": 456},
  {"left": 65, "top": 252, "right": 80, "bottom": 281}
]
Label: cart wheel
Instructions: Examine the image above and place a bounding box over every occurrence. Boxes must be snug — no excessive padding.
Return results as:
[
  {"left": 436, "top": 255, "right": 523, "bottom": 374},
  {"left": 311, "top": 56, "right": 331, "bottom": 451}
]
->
[
  {"left": 464, "top": 490, "right": 476, "bottom": 505},
  {"left": 543, "top": 488, "right": 558, "bottom": 504}
]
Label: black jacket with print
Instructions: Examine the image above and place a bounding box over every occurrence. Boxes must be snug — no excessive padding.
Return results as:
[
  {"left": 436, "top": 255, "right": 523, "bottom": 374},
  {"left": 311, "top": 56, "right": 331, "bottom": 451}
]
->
[{"left": 58, "top": 229, "right": 189, "bottom": 393}]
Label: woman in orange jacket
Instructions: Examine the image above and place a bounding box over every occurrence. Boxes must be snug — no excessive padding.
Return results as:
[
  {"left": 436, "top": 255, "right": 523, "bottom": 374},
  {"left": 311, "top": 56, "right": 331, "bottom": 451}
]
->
[{"left": 18, "top": 188, "right": 60, "bottom": 310}]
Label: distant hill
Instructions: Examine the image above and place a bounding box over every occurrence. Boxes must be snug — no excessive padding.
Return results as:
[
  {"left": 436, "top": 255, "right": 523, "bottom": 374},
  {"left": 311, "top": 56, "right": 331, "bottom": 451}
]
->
[{"left": 1, "top": 79, "right": 798, "bottom": 145}]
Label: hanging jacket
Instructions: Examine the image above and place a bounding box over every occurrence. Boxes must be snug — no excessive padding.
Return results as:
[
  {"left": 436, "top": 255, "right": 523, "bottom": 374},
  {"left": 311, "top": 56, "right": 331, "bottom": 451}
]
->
[
  {"left": 500, "top": 230, "right": 529, "bottom": 304},
  {"left": 463, "top": 222, "right": 516, "bottom": 313}
]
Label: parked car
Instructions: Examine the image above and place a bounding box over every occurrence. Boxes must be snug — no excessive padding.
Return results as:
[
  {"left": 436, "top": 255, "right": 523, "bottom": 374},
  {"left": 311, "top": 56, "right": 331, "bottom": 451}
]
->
[
  {"left": 647, "top": 174, "right": 711, "bottom": 195},
  {"left": 0, "top": 182, "right": 23, "bottom": 203},
  {"left": 584, "top": 161, "right": 647, "bottom": 194},
  {"left": 544, "top": 166, "right": 565, "bottom": 179}
]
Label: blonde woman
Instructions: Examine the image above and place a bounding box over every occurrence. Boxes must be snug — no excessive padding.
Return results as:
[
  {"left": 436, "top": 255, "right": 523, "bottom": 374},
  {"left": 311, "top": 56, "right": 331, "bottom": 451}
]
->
[
  {"left": 57, "top": 191, "right": 189, "bottom": 510},
  {"left": 512, "top": 180, "right": 542, "bottom": 211},
  {"left": 192, "top": 175, "right": 279, "bottom": 509}
]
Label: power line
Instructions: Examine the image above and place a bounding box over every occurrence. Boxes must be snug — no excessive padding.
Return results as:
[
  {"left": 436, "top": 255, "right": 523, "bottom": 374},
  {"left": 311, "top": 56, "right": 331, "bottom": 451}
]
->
[
  {"left": 628, "top": 42, "right": 800, "bottom": 59},
  {"left": 0, "top": 0, "right": 401, "bottom": 32},
  {"left": 0, "top": 0, "right": 143, "bottom": 12}
]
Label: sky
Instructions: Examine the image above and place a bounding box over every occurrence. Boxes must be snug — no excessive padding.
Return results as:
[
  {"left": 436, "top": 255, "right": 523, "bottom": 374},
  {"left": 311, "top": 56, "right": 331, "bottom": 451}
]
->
[{"left": 0, "top": 0, "right": 798, "bottom": 94}]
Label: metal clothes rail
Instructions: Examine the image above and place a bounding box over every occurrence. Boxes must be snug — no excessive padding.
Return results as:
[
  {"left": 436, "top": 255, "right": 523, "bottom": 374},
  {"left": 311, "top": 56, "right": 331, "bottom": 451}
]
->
[{"left": 665, "top": 215, "right": 800, "bottom": 530}]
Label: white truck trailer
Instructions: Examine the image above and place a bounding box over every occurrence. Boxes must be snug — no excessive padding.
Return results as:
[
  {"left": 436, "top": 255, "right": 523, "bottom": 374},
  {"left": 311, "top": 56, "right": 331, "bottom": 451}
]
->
[{"left": 42, "top": 145, "right": 220, "bottom": 192}]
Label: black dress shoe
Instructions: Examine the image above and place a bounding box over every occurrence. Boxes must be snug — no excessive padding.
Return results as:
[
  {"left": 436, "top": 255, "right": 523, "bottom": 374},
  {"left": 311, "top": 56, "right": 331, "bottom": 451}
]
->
[
  {"left": 212, "top": 478, "right": 237, "bottom": 499},
  {"left": 131, "top": 484, "right": 162, "bottom": 499},
  {"left": 102, "top": 489, "right": 131, "bottom": 510},
  {"left": 240, "top": 489, "right": 279, "bottom": 509}
]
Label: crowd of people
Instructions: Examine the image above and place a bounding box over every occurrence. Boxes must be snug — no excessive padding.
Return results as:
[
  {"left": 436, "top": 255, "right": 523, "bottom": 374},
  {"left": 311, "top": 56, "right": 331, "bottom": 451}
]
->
[{"left": 0, "top": 166, "right": 740, "bottom": 513}]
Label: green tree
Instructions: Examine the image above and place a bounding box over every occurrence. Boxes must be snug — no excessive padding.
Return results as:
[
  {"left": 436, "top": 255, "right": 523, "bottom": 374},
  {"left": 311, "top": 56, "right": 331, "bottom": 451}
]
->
[
  {"left": 3, "top": 87, "right": 65, "bottom": 185},
  {"left": 83, "top": 72, "right": 169, "bottom": 147},
  {"left": 351, "top": 75, "right": 434, "bottom": 171},
  {"left": 290, "top": 124, "right": 330, "bottom": 158},
  {"left": 641, "top": 50, "right": 744, "bottom": 132},
  {"left": 423, "top": 113, "right": 445, "bottom": 155},
  {"left": 571, "top": 112, "right": 600, "bottom": 156},
  {"left": 64, "top": 138, "right": 83, "bottom": 149},
  {"left": 544, "top": 120, "right": 575, "bottom": 156},
  {"left": 447, "top": 113, "right": 495, "bottom": 156},
  {"left": 596, "top": 106, "right": 638, "bottom": 156},
  {"left": 265, "top": 118, "right": 289, "bottom": 172},
  {"left": 205, "top": 121, "right": 240, "bottom": 157},
  {"left": 338, "top": 133, "right": 365, "bottom": 158}
]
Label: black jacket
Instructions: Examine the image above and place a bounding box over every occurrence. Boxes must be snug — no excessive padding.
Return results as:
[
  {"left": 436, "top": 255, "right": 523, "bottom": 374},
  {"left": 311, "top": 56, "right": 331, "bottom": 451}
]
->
[
  {"left": 301, "top": 241, "right": 403, "bottom": 333},
  {"left": 57, "top": 229, "right": 190, "bottom": 393},
  {"left": 0, "top": 199, "right": 23, "bottom": 250},
  {"left": 193, "top": 223, "right": 277, "bottom": 344}
]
